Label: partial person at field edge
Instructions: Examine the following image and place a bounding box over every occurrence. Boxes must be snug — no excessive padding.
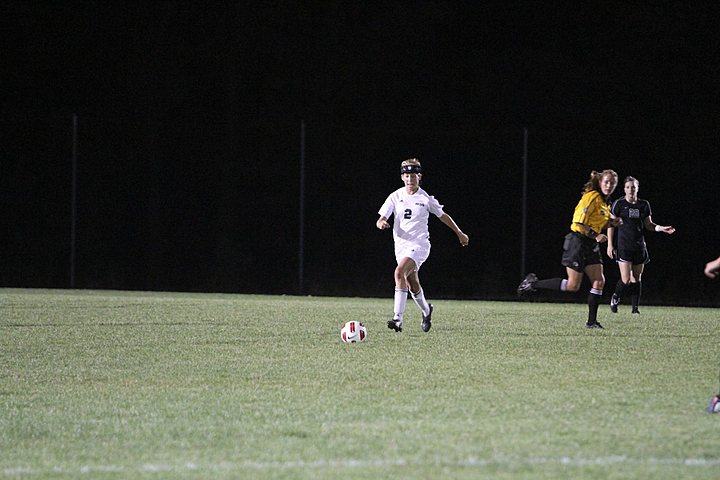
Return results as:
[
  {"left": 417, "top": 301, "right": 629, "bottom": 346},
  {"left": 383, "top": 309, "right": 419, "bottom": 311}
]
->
[{"left": 705, "top": 256, "right": 720, "bottom": 279}]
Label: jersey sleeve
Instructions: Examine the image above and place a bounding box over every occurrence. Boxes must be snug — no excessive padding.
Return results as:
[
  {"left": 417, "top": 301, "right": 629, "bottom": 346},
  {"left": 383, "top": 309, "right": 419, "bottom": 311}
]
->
[
  {"left": 571, "top": 191, "right": 598, "bottom": 225},
  {"left": 378, "top": 193, "right": 396, "bottom": 219},
  {"left": 427, "top": 195, "right": 445, "bottom": 217}
]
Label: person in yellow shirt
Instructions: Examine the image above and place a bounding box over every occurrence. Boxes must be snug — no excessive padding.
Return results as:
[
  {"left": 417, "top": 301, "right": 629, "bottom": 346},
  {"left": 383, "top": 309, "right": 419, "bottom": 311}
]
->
[{"left": 517, "top": 170, "right": 621, "bottom": 328}]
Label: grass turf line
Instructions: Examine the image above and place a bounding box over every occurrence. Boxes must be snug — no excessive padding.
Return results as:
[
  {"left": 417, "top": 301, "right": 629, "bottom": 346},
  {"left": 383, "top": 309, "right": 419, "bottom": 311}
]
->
[{"left": 1, "top": 289, "right": 719, "bottom": 479}]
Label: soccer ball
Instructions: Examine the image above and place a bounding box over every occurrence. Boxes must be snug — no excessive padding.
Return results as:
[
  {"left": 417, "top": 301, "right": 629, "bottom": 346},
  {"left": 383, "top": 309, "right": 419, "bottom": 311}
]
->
[{"left": 340, "top": 321, "right": 367, "bottom": 343}]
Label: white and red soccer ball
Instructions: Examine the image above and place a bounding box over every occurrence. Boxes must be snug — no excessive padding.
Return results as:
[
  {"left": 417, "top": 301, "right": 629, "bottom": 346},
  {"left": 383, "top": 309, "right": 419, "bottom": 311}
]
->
[{"left": 340, "top": 321, "right": 367, "bottom": 343}]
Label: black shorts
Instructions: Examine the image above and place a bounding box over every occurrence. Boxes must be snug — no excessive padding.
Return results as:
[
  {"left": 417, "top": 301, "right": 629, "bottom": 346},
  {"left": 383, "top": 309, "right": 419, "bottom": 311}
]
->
[
  {"left": 561, "top": 232, "right": 602, "bottom": 272},
  {"left": 617, "top": 247, "right": 650, "bottom": 265}
]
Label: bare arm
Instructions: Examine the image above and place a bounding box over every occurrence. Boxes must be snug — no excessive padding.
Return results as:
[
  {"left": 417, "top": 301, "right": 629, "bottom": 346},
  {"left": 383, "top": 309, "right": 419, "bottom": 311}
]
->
[
  {"left": 705, "top": 256, "right": 720, "bottom": 279},
  {"left": 606, "top": 226, "right": 615, "bottom": 258},
  {"left": 574, "top": 222, "right": 608, "bottom": 244},
  {"left": 643, "top": 216, "right": 675, "bottom": 234},
  {"left": 376, "top": 215, "right": 391, "bottom": 230},
  {"left": 439, "top": 213, "right": 469, "bottom": 246}
]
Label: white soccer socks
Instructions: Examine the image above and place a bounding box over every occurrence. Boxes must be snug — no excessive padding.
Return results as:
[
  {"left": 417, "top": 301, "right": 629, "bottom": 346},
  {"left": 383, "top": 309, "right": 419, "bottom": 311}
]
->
[
  {"left": 394, "top": 288, "right": 409, "bottom": 321},
  {"left": 411, "top": 288, "right": 431, "bottom": 317}
]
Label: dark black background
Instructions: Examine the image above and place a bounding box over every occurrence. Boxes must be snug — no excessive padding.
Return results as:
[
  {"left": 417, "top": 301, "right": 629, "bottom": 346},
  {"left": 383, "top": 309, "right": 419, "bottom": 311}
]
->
[{"left": 2, "top": 3, "right": 718, "bottom": 304}]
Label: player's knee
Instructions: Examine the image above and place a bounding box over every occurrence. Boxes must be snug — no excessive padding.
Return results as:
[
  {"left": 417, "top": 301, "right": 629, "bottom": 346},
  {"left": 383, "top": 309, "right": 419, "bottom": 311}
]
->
[
  {"left": 393, "top": 268, "right": 407, "bottom": 285},
  {"left": 565, "top": 281, "right": 581, "bottom": 292}
]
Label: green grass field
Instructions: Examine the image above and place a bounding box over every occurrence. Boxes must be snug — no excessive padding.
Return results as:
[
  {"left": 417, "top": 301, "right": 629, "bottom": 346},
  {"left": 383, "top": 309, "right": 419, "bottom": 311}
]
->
[{"left": 1, "top": 289, "right": 719, "bottom": 479}]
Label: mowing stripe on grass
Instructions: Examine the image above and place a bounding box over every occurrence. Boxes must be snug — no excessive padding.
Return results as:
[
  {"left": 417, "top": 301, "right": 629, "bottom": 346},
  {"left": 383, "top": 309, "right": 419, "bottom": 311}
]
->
[{"left": 4, "top": 456, "right": 720, "bottom": 475}]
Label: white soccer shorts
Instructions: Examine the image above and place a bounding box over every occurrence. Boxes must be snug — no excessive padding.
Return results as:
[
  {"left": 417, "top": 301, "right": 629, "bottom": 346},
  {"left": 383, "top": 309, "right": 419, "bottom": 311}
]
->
[{"left": 395, "top": 244, "right": 430, "bottom": 271}]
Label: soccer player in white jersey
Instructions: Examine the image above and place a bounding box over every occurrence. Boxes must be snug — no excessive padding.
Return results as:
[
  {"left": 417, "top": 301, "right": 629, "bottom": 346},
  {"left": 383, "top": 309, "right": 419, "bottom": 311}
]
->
[{"left": 376, "top": 158, "right": 469, "bottom": 333}]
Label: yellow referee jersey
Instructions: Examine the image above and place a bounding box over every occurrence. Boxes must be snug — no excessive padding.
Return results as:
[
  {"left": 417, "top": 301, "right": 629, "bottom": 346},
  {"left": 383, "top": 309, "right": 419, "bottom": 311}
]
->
[{"left": 570, "top": 190, "right": 611, "bottom": 236}]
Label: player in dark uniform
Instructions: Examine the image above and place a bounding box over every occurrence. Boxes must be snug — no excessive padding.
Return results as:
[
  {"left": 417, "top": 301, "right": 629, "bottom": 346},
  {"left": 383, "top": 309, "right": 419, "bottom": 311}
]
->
[
  {"left": 607, "top": 176, "right": 675, "bottom": 314},
  {"left": 517, "top": 170, "right": 621, "bottom": 329}
]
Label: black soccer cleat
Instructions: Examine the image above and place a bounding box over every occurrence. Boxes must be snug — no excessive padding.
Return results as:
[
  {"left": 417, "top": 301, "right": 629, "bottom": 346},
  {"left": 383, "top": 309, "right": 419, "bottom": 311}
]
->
[
  {"left": 585, "top": 321, "right": 604, "bottom": 329},
  {"left": 610, "top": 293, "right": 620, "bottom": 313},
  {"left": 387, "top": 318, "right": 403, "bottom": 332},
  {"left": 421, "top": 304, "right": 433, "bottom": 332},
  {"left": 517, "top": 273, "right": 538, "bottom": 297},
  {"left": 631, "top": 307, "right": 640, "bottom": 314}
]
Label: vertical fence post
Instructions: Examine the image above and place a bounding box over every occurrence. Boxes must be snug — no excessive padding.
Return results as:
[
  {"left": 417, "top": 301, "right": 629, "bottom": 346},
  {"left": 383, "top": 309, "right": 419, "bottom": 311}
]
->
[
  {"left": 70, "top": 114, "right": 78, "bottom": 288},
  {"left": 298, "top": 120, "right": 306, "bottom": 294},
  {"left": 520, "top": 127, "right": 528, "bottom": 280}
]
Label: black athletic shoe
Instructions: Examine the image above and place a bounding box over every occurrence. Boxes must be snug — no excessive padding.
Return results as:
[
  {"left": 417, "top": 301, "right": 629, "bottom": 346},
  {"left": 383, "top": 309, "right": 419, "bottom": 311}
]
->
[
  {"left": 585, "top": 321, "right": 604, "bottom": 329},
  {"left": 517, "top": 273, "right": 538, "bottom": 297},
  {"left": 421, "top": 304, "right": 433, "bottom": 332},
  {"left": 631, "top": 308, "right": 640, "bottom": 314},
  {"left": 610, "top": 294, "right": 619, "bottom": 313},
  {"left": 387, "top": 318, "right": 403, "bottom": 332}
]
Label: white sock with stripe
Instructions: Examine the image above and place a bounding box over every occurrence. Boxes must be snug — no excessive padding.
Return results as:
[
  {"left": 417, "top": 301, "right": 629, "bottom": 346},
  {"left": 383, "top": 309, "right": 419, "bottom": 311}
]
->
[
  {"left": 411, "top": 288, "right": 430, "bottom": 317},
  {"left": 394, "top": 288, "right": 408, "bottom": 321}
]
